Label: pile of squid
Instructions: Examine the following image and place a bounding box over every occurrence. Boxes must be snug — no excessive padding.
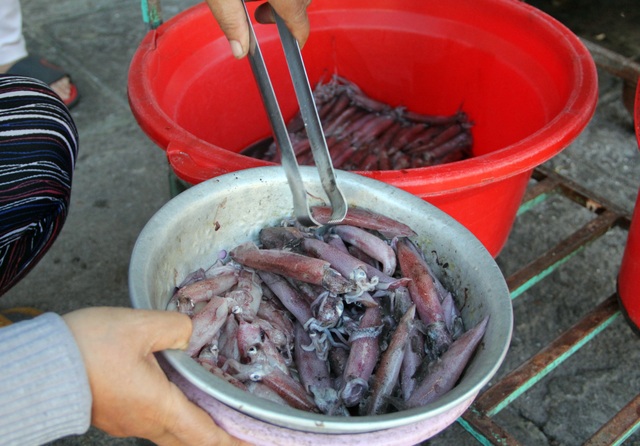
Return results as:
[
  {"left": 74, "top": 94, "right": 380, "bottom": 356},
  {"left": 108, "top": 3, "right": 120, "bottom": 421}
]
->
[
  {"left": 171, "top": 206, "right": 488, "bottom": 416},
  {"left": 242, "top": 75, "right": 474, "bottom": 171}
]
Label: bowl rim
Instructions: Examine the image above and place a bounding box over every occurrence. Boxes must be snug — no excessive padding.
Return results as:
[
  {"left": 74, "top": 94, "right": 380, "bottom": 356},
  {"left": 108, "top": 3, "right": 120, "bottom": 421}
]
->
[{"left": 129, "top": 166, "right": 513, "bottom": 433}]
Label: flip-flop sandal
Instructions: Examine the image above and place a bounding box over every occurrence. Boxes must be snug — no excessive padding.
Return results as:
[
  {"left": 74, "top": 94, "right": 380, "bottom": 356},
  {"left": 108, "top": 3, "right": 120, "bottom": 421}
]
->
[
  {"left": 6, "top": 55, "right": 79, "bottom": 109},
  {"left": 0, "top": 306, "right": 44, "bottom": 327}
]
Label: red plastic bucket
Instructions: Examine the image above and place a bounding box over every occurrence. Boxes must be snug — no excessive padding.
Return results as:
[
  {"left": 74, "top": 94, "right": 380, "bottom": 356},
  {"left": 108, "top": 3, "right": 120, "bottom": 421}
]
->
[
  {"left": 128, "top": 0, "right": 597, "bottom": 256},
  {"left": 618, "top": 79, "right": 640, "bottom": 332}
]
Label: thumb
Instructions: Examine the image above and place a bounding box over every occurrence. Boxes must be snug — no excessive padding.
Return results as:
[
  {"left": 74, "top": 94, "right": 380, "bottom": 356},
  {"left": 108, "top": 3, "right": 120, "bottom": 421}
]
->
[
  {"left": 139, "top": 310, "right": 193, "bottom": 352},
  {"left": 204, "top": 0, "right": 250, "bottom": 59}
]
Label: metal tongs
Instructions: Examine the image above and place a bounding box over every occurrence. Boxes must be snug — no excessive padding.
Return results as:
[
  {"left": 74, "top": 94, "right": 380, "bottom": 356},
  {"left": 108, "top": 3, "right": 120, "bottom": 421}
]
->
[{"left": 242, "top": 2, "right": 347, "bottom": 227}]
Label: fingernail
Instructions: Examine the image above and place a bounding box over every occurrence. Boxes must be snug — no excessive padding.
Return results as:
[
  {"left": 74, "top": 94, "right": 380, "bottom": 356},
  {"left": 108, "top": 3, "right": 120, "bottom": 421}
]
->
[{"left": 230, "top": 40, "right": 245, "bottom": 59}]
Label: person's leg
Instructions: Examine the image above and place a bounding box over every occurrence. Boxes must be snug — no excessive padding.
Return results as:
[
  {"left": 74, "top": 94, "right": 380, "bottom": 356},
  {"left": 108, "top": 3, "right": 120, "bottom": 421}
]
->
[
  {"left": 0, "top": 74, "right": 78, "bottom": 297},
  {"left": 0, "top": 0, "right": 77, "bottom": 107}
]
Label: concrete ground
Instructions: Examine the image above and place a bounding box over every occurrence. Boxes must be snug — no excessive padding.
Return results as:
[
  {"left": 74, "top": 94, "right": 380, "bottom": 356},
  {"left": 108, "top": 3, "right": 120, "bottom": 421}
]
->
[{"left": 2, "top": 0, "right": 639, "bottom": 445}]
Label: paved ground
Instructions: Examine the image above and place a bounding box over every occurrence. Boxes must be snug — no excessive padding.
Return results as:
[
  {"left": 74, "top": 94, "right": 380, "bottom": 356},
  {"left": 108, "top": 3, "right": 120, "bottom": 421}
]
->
[{"left": 2, "top": 1, "right": 639, "bottom": 445}]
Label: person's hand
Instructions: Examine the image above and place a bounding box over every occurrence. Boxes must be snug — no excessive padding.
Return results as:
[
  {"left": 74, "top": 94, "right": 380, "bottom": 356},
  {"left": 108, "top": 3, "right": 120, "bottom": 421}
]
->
[
  {"left": 63, "top": 307, "right": 251, "bottom": 446},
  {"left": 204, "top": 0, "right": 311, "bottom": 59}
]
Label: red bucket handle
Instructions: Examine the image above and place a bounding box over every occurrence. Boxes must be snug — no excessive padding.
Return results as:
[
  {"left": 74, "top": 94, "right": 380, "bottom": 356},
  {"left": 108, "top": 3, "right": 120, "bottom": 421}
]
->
[{"left": 166, "top": 140, "right": 272, "bottom": 185}]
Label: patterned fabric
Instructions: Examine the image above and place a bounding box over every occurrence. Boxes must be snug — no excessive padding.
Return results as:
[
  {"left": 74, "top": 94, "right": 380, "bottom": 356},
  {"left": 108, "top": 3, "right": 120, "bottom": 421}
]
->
[{"left": 0, "top": 74, "right": 78, "bottom": 296}]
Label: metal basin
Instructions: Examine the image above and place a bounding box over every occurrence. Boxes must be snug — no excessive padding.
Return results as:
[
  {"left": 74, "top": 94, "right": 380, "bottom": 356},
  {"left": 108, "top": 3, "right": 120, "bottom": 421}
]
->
[{"left": 129, "top": 166, "right": 513, "bottom": 445}]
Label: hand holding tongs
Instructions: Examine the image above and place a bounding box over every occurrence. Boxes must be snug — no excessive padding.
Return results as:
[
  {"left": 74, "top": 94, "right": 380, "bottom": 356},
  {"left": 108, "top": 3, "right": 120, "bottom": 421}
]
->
[{"left": 242, "top": 1, "right": 347, "bottom": 227}]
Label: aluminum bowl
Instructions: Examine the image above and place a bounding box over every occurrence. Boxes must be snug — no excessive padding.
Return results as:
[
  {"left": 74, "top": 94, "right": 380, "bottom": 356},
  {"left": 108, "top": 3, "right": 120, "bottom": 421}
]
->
[{"left": 129, "top": 166, "right": 512, "bottom": 445}]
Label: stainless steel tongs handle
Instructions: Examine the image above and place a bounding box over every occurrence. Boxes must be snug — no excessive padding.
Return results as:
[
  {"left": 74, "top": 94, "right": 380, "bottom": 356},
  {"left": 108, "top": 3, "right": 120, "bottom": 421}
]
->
[{"left": 242, "top": 2, "right": 347, "bottom": 226}]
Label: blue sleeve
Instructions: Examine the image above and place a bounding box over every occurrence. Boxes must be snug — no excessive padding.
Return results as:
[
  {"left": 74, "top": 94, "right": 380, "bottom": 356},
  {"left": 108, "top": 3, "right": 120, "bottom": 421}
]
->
[{"left": 0, "top": 313, "right": 92, "bottom": 445}]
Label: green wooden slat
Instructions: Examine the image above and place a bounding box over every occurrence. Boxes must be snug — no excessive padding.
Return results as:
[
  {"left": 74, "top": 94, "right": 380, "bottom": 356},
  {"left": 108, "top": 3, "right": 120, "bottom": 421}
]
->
[
  {"left": 486, "top": 310, "right": 620, "bottom": 417},
  {"left": 456, "top": 417, "right": 503, "bottom": 446},
  {"left": 509, "top": 247, "right": 582, "bottom": 299},
  {"left": 516, "top": 192, "right": 553, "bottom": 216},
  {"left": 586, "top": 396, "right": 640, "bottom": 445},
  {"left": 612, "top": 426, "right": 640, "bottom": 446}
]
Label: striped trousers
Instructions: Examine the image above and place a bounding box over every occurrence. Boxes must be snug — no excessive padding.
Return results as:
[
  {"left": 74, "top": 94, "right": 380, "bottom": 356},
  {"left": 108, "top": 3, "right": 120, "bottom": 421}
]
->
[{"left": 0, "top": 75, "right": 78, "bottom": 296}]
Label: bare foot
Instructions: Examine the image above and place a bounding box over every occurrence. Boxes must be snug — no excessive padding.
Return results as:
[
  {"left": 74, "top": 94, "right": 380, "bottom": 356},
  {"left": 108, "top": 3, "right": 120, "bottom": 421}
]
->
[
  {"left": 49, "top": 77, "right": 72, "bottom": 102},
  {"left": 0, "top": 61, "right": 73, "bottom": 103}
]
